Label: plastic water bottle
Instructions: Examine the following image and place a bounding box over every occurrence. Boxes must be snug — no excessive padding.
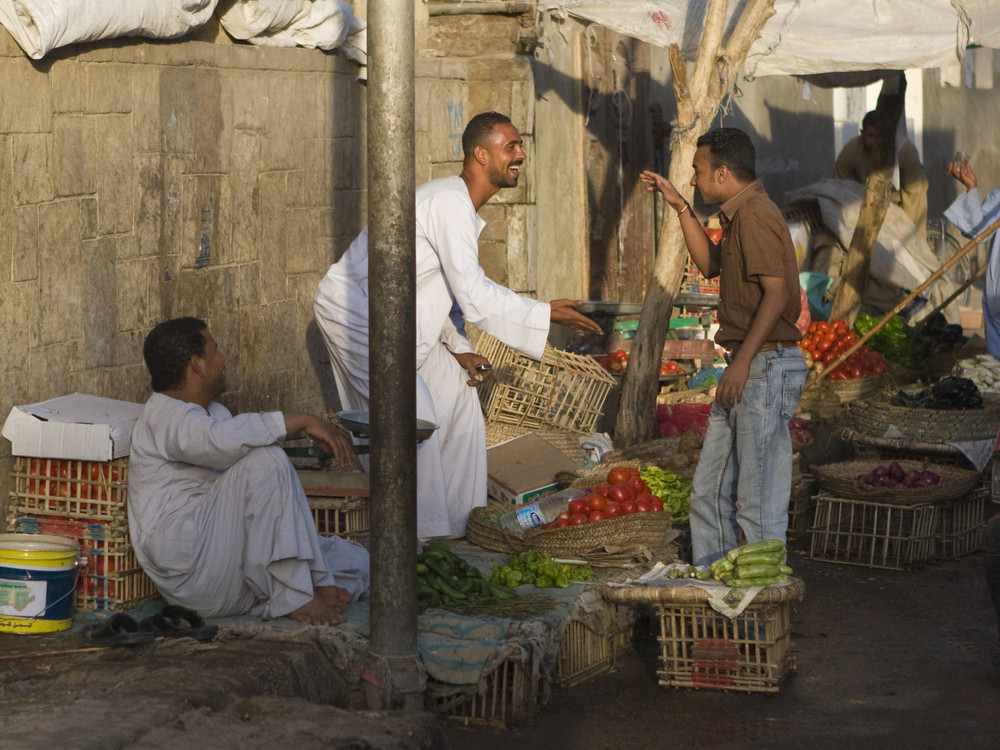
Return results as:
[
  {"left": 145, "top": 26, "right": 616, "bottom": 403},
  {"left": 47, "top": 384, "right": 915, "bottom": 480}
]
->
[{"left": 498, "top": 489, "right": 587, "bottom": 533}]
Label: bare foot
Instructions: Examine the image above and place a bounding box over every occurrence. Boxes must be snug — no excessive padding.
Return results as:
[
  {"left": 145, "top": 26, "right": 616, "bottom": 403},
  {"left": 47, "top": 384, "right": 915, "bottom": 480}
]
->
[
  {"left": 285, "top": 596, "right": 346, "bottom": 626},
  {"left": 316, "top": 585, "right": 352, "bottom": 611}
]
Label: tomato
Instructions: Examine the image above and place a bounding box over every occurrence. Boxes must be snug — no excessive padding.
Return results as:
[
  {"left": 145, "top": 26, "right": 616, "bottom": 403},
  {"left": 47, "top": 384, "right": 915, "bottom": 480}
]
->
[
  {"left": 569, "top": 498, "right": 590, "bottom": 515},
  {"left": 816, "top": 337, "right": 833, "bottom": 352},
  {"left": 595, "top": 483, "right": 611, "bottom": 497},
  {"left": 569, "top": 512, "right": 589, "bottom": 525},
  {"left": 623, "top": 501, "right": 638, "bottom": 515},
  {"left": 628, "top": 477, "right": 649, "bottom": 494},
  {"left": 647, "top": 498, "right": 664, "bottom": 512},
  {"left": 832, "top": 318, "right": 848, "bottom": 334},
  {"left": 608, "top": 484, "right": 633, "bottom": 504},
  {"left": 811, "top": 348, "right": 823, "bottom": 361},
  {"left": 607, "top": 466, "right": 631, "bottom": 486},
  {"left": 587, "top": 510, "right": 606, "bottom": 523},
  {"left": 629, "top": 467, "right": 640, "bottom": 478},
  {"left": 587, "top": 494, "right": 607, "bottom": 511},
  {"left": 662, "top": 360, "right": 679, "bottom": 374},
  {"left": 604, "top": 502, "right": 623, "bottom": 518},
  {"left": 554, "top": 517, "right": 570, "bottom": 528},
  {"left": 660, "top": 364, "right": 670, "bottom": 375},
  {"left": 634, "top": 500, "right": 650, "bottom": 513}
]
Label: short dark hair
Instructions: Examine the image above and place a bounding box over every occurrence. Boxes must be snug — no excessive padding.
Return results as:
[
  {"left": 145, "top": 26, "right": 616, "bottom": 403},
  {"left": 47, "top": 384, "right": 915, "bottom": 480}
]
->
[
  {"left": 696, "top": 128, "right": 756, "bottom": 182},
  {"left": 143, "top": 317, "right": 208, "bottom": 392},
  {"left": 462, "top": 112, "right": 512, "bottom": 163},
  {"left": 862, "top": 110, "right": 892, "bottom": 131}
]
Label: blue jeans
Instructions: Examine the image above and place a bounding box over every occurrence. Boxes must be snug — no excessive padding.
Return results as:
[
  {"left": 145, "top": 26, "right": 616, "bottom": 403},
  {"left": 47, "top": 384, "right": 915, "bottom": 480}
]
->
[{"left": 689, "top": 345, "right": 807, "bottom": 566}]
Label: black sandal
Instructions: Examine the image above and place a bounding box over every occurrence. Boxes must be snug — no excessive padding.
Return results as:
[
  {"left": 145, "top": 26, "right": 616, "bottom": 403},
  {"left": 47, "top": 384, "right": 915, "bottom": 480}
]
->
[
  {"left": 139, "top": 605, "right": 218, "bottom": 642},
  {"left": 81, "top": 613, "right": 156, "bottom": 647}
]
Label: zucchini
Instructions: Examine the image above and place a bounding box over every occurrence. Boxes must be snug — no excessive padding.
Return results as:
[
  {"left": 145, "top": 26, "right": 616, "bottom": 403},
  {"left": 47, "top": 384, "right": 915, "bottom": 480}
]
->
[{"left": 735, "top": 564, "right": 783, "bottom": 579}]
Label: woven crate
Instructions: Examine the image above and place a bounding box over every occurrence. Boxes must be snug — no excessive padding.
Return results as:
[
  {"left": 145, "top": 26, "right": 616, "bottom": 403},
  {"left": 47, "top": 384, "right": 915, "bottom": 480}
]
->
[
  {"left": 848, "top": 429, "right": 976, "bottom": 469},
  {"left": 848, "top": 394, "right": 1000, "bottom": 442},
  {"left": 425, "top": 649, "right": 541, "bottom": 728},
  {"left": 11, "top": 457, "right": 129, "bottom": 521},
  {"left": 812, "top": 460, "right": 982, "bottom": 505},
  {"left": 6, "top": 513, "right": 158, "bottom": 612},
  {"left": 476, "top": 334, "right": 617, "bottom": 435},
  {"left": 808, "top": 493, "right": 938, "bottom": 570},
  {"left": 465, "top": 502, "right": 673, "bottom": 557},
  {"left": 934, "top": 486, "right": 988, "bottom": 560},
  {"left": 554, "top": 608, "right": 636, "bottom": 689},
  {"left": 653, "top": 600, "right": 794, "bottom": 692}
]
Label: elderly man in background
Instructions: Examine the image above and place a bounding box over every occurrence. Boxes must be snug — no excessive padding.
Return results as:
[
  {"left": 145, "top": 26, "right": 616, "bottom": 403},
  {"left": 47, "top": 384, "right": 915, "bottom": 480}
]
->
[{"left": 128, "top": 317, "right": 369, "bottom": 627}]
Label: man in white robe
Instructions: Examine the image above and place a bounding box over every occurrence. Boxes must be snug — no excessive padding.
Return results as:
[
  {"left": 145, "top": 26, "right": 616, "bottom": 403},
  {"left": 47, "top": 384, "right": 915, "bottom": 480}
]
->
[
  {"left": 128, "top": 317, "right": 369, "bottom": 627},
  {"left": 314, "top": 112, "right": 602, "bottom": 540}
]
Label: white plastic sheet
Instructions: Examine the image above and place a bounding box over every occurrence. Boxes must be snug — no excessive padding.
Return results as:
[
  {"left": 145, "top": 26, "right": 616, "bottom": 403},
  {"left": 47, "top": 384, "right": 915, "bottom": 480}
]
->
[
  {"left": 0, "top": 0, "right": 218, "bottom": 60},
  {"left": 546, "top": 1, "right": 1000, "bottom": 77},
  {"left": 217, "top": 0, "right": 365, "bottom": 64}
]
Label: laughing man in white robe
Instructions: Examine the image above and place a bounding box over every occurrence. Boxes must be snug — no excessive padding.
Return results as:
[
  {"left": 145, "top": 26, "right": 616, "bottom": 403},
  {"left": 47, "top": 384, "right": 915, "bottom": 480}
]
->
[
  {"left": 128, "top": 317, "right": 369, "bottom": 627},
  {"left": 314, "top": 112, "right": 602, "bottom": 540}
]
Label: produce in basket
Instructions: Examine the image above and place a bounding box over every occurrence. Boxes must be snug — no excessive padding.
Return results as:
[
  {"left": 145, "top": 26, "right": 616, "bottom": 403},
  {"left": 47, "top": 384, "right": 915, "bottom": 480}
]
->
[
  {"left": 549, "top": 465, "right": 667, "bottom": 528},
  {"left": 489, "top": 550, "right": 596, "bottom": 590},
  {"left": 953, "top": 354, "right": 1000, "bottom": 393},
  {"left": 857, "top": 462, "right": 940, "bottom": 489},
  {"left": 417, "top": 542, "right": 516, "bottom": 610},
  {"left": 799, "top": 318, "right": 887, "bottom": 378},
  {"left": 852, "top": 313, "right": 925, "bottom": 371},
  {"left": 637, "top": 466, "right": 692, "bottom": 523},
  {"left": 709, "top": 540, "right": 791, "bottom": 587},
  {"left": 892, "top": 376, "right": 983, "bottom": 410}
]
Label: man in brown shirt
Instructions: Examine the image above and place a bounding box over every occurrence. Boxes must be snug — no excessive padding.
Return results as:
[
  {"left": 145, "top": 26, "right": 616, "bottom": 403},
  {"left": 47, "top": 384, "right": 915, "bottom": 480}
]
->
[{"left": 641, "top": 128, "right": 807, "bottom": 566}]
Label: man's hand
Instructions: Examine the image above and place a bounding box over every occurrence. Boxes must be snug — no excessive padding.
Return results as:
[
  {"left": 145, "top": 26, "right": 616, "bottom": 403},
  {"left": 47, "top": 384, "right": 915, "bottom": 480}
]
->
[
  {"left": 715, "top": 359, "right": 749, "bottom": 410},
  {"left": 549, "top": 300, "right": 603, "bottom": 334},
  {"left": 640, "top": 170, "right": 686, "bottom": 212},
  {"left": 286, "top": 413, "right": 359, "bottom": 469},
  {"left": 948, "top": 160, "right": 977, "bottom": 191},
  {"left": 452, "top": 351, "right": 493, "bottom": 387}
]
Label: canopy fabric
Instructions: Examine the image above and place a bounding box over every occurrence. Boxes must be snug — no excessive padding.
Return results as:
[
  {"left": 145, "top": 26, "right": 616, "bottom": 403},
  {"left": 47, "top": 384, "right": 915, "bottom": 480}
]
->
[{"left": 545, "top": 0, "right": 1000, "bottom": 77}]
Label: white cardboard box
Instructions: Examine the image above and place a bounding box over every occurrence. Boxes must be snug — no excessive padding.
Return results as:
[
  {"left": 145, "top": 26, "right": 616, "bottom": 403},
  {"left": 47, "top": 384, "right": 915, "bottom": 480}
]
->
[
  {"left": 1, "top": 393, "right": 144, "bottom": 461},
  {"left": 486, "top": 432, "right": 581, "bottom": 505}
]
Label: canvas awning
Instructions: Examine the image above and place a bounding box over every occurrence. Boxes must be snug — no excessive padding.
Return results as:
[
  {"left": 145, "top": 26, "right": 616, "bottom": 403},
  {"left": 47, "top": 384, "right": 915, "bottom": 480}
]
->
[{"left": 545, "top": 0, "right": 1000, "bottom": 77}]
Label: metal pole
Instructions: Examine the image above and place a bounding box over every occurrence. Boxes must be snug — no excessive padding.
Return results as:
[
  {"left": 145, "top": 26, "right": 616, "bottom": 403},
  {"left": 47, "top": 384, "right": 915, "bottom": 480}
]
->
[{"left": 364, "top": 0, "right": 422, "bottom": 711}]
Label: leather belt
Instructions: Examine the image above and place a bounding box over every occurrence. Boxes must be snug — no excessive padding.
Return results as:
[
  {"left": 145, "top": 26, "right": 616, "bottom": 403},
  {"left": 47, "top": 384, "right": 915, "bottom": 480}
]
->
[{"left": 756, "top": 340, "right": 799, "bottom": 353}]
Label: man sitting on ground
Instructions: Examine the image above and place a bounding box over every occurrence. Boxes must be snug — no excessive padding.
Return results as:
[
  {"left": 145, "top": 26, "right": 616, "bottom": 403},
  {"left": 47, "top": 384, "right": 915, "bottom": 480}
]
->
[{"left": 127, "top": 317, "right": 369, "bottom": 626}]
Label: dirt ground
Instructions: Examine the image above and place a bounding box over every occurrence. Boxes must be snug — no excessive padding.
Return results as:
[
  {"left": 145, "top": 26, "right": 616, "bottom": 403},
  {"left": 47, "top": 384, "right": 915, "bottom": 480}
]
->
[{"left": 1, "top": 540, "right": 997, "bottom": 750}]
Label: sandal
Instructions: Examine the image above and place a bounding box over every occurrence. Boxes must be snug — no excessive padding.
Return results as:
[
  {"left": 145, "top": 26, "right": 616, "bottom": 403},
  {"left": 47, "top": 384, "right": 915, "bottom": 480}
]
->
[
  {"left": 139, "top": 605, "right": 218, "bottom": 642},
  {"left": 81, "top": 613, "right": 156, "bottom": 647}
]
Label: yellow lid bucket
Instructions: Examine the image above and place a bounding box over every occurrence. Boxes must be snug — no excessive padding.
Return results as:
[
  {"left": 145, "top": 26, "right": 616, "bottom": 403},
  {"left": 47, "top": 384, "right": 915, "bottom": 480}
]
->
[{"left": 0, "top": 533, "right": 81, "bottom": 634}]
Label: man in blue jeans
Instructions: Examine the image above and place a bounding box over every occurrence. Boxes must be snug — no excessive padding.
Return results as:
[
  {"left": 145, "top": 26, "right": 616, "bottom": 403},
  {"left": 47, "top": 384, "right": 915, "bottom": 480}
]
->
[{"left": 641, "top": 128, "right": 807, "bottom": 566}]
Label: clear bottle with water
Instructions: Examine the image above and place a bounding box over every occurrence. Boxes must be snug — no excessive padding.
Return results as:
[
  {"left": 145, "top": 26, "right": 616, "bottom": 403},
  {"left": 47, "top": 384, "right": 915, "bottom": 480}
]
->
[{"left": 498, "top": 489, "right": 587, "bottom": 533}]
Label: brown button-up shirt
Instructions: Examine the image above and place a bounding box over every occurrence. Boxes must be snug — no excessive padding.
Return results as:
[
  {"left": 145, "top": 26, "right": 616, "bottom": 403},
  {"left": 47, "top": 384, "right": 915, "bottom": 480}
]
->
[{"left": 710, "top": 180, "right": 802, "bottom": 350}]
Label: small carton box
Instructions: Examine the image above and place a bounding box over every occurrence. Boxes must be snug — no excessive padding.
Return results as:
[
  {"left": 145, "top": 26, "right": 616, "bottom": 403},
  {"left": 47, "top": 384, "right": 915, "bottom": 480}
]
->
[
  {"left": 486, "top": 432, "right": 580, "bottom": 505},
  {"left": 2, "top": 393, "right": 144, "bottom": 462}
]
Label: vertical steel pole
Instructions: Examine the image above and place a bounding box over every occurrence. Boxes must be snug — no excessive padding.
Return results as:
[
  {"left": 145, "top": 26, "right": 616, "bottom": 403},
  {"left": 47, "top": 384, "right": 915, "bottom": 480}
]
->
[{"left": 364, "top": 0, "right": 422, "bottom": 711}]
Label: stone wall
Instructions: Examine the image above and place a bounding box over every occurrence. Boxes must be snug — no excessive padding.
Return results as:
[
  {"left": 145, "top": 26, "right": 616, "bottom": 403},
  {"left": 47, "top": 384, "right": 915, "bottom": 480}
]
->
[{"left": 0, "top": 21, "right": 540, "bottom": 511}]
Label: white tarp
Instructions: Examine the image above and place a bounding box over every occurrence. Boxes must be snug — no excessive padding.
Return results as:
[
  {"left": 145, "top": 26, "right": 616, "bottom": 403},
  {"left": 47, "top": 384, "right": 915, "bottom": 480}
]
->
[
  {"left": 217, "top": 0, "right": 365, "bottom": 64},
  {"left": 0, "top": 0, "right": 364, "bottom": 62},
  {"left": 0, "top": 0, "right": 218, "bottom": 60},
  {"left": 546, "top": 0, "right": 1000, "bottom": 77}
]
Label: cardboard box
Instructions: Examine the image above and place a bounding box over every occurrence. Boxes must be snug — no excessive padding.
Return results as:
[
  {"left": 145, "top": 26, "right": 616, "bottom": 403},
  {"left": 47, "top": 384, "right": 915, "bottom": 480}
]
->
[
  {"left": 486, "top": 432, "right": 580, "bottom": 505},
  {"left": 2, "top": 393, "right": 144, "bottom": 461}
]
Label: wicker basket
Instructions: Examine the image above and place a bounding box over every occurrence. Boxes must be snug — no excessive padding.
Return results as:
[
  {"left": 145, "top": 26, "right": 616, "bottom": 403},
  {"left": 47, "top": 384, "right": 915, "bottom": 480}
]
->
[
  {"left": 824, "top": 373, "right": 890, "bottom": 404},
  {"left": 848, "top": 393, "right": 1000, "bottom": 442},
  {"left": 476, "top": 334, "right": 617, "bottom": 435},
  {"left": 811, "top": 460, "right": 982, "bottom": 505},
  {"left": 465, "top": 502, "right": 673, "bottom": 557}
]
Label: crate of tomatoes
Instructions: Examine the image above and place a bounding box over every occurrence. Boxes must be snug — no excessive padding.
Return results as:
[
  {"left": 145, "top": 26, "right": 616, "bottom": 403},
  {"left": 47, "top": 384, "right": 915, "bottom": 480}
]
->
[{"left": 798, "top": 319, "right": 889, "bottom": 401}]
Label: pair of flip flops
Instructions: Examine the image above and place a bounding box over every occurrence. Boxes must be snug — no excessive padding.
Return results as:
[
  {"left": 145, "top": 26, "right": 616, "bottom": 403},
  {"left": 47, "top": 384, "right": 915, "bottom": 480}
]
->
[{"left": 81, "top": 605, "right": 218, "bottom": 647}]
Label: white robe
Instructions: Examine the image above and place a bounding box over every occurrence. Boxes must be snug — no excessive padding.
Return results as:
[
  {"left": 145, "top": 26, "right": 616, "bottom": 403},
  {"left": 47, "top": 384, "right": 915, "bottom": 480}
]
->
[
  {"left": 127, "top": 393, "right": 370, "bottom": 619},
  {"left": 314, "top": 176, "right": 551, "bottom": 539}
]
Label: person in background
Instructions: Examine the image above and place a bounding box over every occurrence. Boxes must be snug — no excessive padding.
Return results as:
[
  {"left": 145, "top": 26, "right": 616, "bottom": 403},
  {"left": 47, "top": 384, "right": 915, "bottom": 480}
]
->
[
  {"left": 313, "top": 112, "right": 602, "bottom": 541},
  {"left": 834, "top": 109, "right": 929, "bottom": 245},
  {"left": 128, "top": 317, "right": 369, "bottom": 627},
  {"left": 640, "top": 128, "right": 807, "bottom": 567},
  {"left": 946, "top": 157, "right": 1000, "bottom": 645}
]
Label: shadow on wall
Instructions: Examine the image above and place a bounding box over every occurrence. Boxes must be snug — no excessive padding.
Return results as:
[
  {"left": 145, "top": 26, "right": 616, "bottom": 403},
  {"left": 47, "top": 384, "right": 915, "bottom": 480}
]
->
[{"left": 306, "top": 320, "right": 342, "bottom": 414}]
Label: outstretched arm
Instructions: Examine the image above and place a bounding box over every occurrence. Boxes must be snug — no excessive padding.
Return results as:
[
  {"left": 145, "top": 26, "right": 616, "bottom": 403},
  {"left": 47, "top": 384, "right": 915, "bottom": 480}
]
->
[{"left": 639, "top": 170, "right": 719, "bottom": 278}]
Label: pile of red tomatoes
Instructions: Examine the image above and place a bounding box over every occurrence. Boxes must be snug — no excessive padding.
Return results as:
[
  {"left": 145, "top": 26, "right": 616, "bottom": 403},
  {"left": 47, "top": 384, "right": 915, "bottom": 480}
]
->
[
  {"left": 545, "top": 465, "right": 664, "bottom": 528},
  {"left": 799, "top": 319, "right": 887, "bottom": 380}
]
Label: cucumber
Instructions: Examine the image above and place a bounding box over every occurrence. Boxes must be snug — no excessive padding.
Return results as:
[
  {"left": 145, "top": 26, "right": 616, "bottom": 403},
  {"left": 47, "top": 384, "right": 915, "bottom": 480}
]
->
[
  {"left": 735, "top": 564, "right": 783, "bottom": 579},
  {"left": 735, "top": 552, "right": 784, "bottom": 567},
  {"left": 726, "top": 539, "right": 786, "bottom": 563}
]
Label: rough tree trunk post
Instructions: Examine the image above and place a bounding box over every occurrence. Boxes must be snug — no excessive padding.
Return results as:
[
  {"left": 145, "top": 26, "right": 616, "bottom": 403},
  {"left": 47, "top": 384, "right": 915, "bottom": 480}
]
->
[{"left": 615, "top": 0, "right": 776, "bottom": 447}]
